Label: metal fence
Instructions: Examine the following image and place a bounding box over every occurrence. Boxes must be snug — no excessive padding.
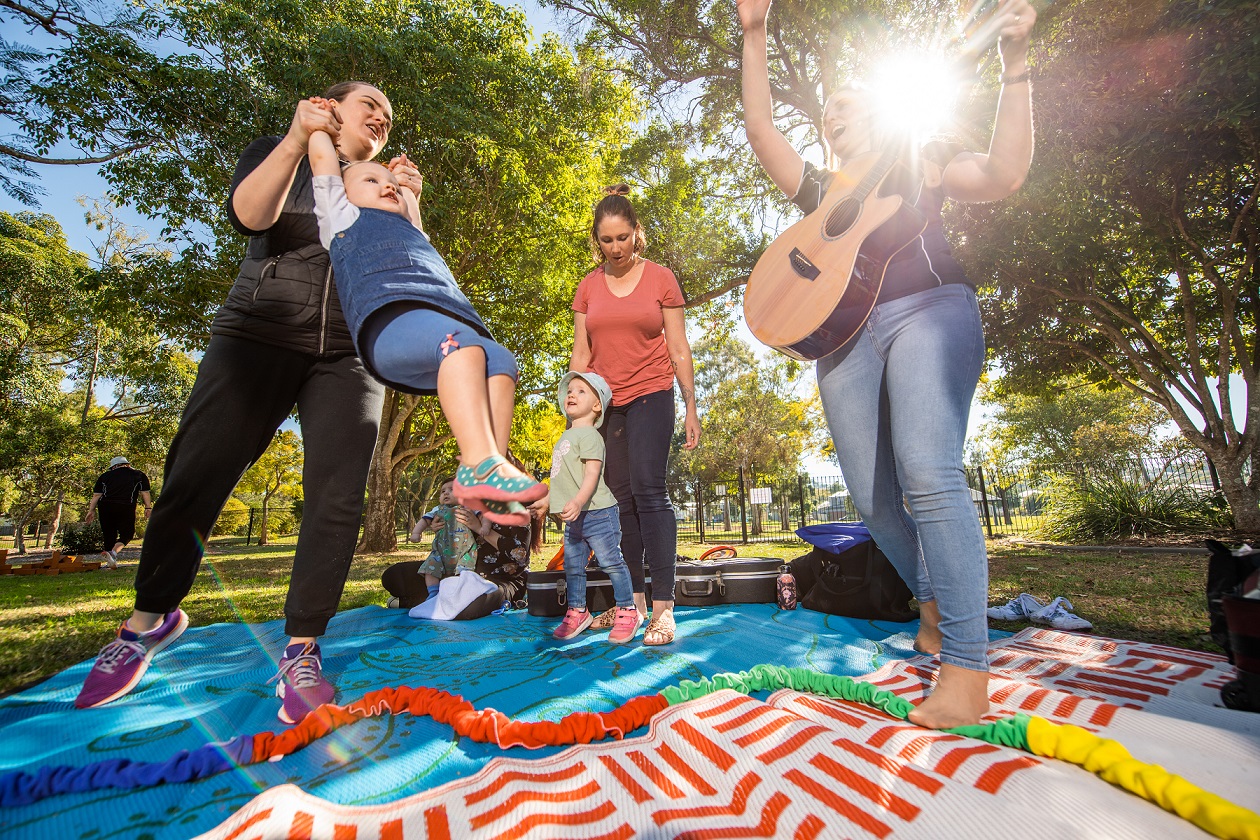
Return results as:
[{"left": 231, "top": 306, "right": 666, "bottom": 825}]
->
[
  {"left": 536, "top": 453, "right": 1223, "bottom": 546},
  {"left": 209, "top": 453, "right": 1227, "bottom": 547}
]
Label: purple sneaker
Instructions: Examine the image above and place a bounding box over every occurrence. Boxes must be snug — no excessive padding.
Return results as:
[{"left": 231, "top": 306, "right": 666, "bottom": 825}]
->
[
  {"left": 75, "top": 609, "right": 189, "bottom": 709},
  {"left": 270, "top": 642, "right": 335, "bottom": 724}
]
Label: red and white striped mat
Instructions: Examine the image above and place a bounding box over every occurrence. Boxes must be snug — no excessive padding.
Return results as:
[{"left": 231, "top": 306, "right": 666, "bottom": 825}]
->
[{"left": 198, "top": 629, "right": 1258, "bottom": 839}]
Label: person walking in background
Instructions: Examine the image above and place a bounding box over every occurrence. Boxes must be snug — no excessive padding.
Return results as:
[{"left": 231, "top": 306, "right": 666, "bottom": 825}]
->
[
  {"left": 84, "top": 456, "right": 151, "bottom": 570},
  {"left": 738, "top": 0, "right": 1036, "bottom": 728},
  {"left": 75, "top": 82, "right": 406, "bottom": 726},
  {"left": 570, "top": 185, "right": 700, "bottom": 646}
]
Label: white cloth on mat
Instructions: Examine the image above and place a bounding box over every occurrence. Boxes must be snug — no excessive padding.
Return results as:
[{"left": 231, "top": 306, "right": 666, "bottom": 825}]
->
[{"left": 408, "top": 570, "right": 496, "bottom": 621}]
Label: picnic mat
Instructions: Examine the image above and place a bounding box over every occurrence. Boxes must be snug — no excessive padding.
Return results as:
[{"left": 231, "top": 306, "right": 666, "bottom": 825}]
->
[{"left": 0, "top": 604, "right": 1257, "bottom": 838}]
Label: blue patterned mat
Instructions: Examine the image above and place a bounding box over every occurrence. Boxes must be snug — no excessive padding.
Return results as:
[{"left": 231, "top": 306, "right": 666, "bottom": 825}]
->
[{"left": 0, "top": 603, "right": 994, "bottom": 839}]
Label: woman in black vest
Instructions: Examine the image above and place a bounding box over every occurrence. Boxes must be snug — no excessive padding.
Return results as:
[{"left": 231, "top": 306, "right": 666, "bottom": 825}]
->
[{"left": 76, "top": 82, "right": 410, "bottom": 726}]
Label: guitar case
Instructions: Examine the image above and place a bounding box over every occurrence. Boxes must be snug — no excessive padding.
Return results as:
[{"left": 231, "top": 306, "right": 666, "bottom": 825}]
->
[
  {"left": 673, "top": 557, "right": 783, "bottom": 606},
  {"left": 526, "top": 567, "right": 652, "bottom": 617}
]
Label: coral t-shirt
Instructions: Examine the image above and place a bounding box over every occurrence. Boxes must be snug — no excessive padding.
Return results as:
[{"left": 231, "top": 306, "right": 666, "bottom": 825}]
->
[{"left": 572, "top": 260, "right": 685, "bottom": 406}]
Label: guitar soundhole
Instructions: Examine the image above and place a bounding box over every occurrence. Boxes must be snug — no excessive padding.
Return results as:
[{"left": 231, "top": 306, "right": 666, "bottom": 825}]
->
[{"left": 823, "top": 198, "right": 861, "bottom": 238}]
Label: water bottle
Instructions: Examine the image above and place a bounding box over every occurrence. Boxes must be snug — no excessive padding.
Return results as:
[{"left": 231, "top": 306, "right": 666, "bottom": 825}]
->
[{"left": 776, "top": 565, "right": 798, "bottom": 610}]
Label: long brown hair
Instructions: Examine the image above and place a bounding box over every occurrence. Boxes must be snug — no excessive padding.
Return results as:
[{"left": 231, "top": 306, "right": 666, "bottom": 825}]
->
[
  {"left": 590, "top": 183, "right": 646, "bottom": 264},
  {"left": 322, "top": 80, "right": 374, "bottom": 101}
]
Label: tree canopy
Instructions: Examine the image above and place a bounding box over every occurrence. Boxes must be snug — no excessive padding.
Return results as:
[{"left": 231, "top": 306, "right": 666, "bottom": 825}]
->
[
  {"left": 544, "top": 0, "right": 1260, "bottom": 531},
  {"left": 975, "top": 374, "right": 1176, "bottom": 471},
  {"left": 0, "top": 209, "right": 193, "bottom": 549},
  {"left": 952, "top": 0, "right": 1259, "bottom": 528},
  {"left": 670, "top": 330, "right": 823, "bottom": 484},
  {"left": 5, "top": 0, "right": 673, "bottom": 550}
]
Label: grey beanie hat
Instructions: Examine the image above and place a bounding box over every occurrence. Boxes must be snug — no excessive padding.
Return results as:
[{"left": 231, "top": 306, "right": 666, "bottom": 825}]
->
[{"left": 109, "top": 456, "right": 129, "bottom": 468}]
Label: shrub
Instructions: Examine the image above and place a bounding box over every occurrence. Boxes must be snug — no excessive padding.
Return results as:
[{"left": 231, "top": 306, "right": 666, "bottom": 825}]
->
[
  {"left": 59, "top": 520, "right": 103, "bottom": 554},
  {"left": 1020, "top": 490, "right": 1047, "bottom": 516},
  {"left": 1039, "top": 470, "right": 1230, "bottom": 542},
  {"left": 269, "top": 510, "right": 297, "bottom": 536},
  {"left": 213, "top": 498, "right": 250, "bottom": 536}
]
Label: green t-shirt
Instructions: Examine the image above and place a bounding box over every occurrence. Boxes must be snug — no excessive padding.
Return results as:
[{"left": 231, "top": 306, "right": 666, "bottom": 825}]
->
[{"left": 549, "top": 426, "right": 618, "bottom": 512}]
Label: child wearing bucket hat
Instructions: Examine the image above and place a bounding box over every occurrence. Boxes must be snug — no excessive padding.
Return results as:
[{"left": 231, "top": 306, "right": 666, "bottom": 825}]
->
[{"left": 548, "top": 372, "right": 641, "bottom": 644}]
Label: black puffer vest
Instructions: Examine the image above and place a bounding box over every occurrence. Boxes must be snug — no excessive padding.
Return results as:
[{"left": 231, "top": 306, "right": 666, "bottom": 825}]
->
[{"left": 210, "top": 136, "right": 356, "bottom": 357}]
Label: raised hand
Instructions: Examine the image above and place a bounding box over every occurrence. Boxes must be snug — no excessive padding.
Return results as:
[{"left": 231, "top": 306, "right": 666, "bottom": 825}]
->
[
  {"left": 286, "top": 96, "right": 343, "bottom": 151},
  {"left": 736, "top": 0, "right": 772, "bottom": 31},
  {"left": 388, "top": 153, "right": 424, "bottom": 199},
  {"left": 997, "top": 0, "right": 1036, "bottom": 64}
]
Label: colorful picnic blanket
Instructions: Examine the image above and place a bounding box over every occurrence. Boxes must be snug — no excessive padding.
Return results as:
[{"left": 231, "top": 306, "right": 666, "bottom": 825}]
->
[{"left": 1, "top": 605, "right": 1256, "bottom": 838}]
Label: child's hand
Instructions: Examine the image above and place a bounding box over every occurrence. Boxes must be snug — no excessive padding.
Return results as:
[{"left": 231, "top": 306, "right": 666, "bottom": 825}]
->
[
  {"left": 388, "top": 154, "right": 424, "bottom": 198},
  {"left": 559, "top": 500, "right": 582, "bottom": 521},
  {"left": 288, "top": 97, "right": 342, "bottom": 150}
]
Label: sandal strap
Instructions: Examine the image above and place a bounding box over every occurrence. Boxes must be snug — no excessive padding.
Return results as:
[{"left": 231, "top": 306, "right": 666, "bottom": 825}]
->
[
  {"left": 470, "top": 455, "right": 509, "bottom": 481},
  {"left": 644, "top": 614, "right": 676, "bottom": 644}
]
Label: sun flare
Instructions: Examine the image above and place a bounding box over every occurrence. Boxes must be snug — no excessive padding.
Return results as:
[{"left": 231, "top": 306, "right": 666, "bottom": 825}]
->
[{"left": 867, "top": 51, "right": 968, "bottom": 138}]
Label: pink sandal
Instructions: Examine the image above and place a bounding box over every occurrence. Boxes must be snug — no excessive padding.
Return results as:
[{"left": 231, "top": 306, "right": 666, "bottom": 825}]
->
[{"left": 455, "top": 455, "right": 546, "bottom": 505}]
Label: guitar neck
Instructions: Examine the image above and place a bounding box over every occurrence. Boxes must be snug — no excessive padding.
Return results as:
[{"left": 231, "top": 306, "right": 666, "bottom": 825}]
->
[{"left": 852, "top": 145, "right": 905, "bottom": 202}]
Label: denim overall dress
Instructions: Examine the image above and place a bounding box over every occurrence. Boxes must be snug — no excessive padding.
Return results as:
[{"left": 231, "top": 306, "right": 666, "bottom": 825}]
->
[{"left": 329, "top": 207, "right": 491, "bottom": 393}]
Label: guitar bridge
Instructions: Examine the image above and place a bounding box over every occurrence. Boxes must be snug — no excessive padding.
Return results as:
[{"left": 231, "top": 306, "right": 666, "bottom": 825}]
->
[{"left": 789, "top": 248, "right": 820, "bottom": 281}]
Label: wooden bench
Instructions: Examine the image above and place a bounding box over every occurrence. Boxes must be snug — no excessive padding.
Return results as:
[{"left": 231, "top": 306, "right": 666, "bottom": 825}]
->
[{"left": 1, "top": 550, "right": 103, "bottom": 575}]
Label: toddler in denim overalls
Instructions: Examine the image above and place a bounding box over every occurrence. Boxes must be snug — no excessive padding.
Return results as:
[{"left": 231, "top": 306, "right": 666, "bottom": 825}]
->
[{"left": 307, "top": 102, "right": 544, "bottom": 524}]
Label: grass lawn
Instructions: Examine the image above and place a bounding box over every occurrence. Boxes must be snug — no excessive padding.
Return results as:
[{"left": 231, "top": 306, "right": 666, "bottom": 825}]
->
[{"left": 0, "top": 535, "right": 1217, "bottom": 698}]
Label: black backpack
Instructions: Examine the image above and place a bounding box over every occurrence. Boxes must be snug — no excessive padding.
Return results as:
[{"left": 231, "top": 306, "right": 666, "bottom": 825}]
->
[
  {"left": 1205, "top": 539, "right": 1260, "bottom": 713},
  {"left": 789, "top": 539, "right": 918, "bottom": 622}
]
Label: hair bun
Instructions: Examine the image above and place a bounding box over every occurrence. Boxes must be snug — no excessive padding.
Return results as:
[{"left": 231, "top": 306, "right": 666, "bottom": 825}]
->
[{"left": 603, "top": 183, "right": 631, "bottom": 196}]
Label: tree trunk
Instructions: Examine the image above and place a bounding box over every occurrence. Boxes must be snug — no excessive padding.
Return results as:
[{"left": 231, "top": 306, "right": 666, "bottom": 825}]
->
[
  {"left": 12, "top": 517, "right": 27, "bottom": 554},
  {"left": 1215, "top": 458, "right": 1260, "bottom": 534},
  {"left": 358, "top": 389, "right": 452, "bottom": 554},
  {"left": 257, "top": 498, "right": 270, "bottom": 545},
  {"left": 359, "top": 446, "right": 400, "bottom": 553},
  {"left": 44, "top": 496, "right": 64, "bottom": 549}
]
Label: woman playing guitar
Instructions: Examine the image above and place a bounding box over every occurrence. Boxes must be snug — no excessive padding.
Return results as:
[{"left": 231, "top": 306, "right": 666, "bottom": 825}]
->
[{"left": 738, "top": 0, "right": 1036, "bottom": 729}]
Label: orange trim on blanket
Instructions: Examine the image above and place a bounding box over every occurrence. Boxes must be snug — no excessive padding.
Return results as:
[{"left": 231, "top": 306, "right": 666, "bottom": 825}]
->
[{"left": 251, "top": 686, "right": 669, "bottom": 760}]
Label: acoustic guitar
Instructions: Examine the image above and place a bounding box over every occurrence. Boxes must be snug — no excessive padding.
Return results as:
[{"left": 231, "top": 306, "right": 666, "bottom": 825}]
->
[{"left": 743, "top": 145, "right": 927, "bottom": 361}]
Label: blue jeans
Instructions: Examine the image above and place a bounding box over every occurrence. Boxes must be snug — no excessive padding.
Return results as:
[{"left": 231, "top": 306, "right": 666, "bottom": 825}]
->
[
  {"left": 816, "top": 284, "right": 988, "bottom": 671},
  {"left": 602, "top": 389, "right": 677, "bottom": 598},
  {"left": 563, "top": 505, "right": 635, "bottom": 610}
]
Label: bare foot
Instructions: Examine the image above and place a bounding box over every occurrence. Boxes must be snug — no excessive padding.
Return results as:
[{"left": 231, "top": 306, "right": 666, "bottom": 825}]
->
[
  {"left": 914, "top": 600, "right": 942, "bottom": 655},
  {"left": 908, "top": 663, "right": 990, "bottom": 729},
  {"left": 633, "top": 592, "right": 648, "bottom": 616}
]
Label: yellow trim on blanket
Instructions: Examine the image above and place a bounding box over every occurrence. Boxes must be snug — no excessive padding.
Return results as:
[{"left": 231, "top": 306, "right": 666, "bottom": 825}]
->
[{"left": 1026, "top": 716, "right": 1260, "bottom": 840}]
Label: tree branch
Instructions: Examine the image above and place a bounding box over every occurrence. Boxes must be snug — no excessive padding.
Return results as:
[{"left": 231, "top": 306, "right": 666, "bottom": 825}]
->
[{"left": 0, "top": 140, "right": 151, "bottom": 166}]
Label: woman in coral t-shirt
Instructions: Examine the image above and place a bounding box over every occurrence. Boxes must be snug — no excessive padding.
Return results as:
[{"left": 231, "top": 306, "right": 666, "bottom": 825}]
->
[{"left": 570, "top": 184, "right": 700, "bottom": 645}]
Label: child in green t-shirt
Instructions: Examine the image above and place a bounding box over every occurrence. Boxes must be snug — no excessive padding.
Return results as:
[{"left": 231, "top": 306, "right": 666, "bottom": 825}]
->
[{"left": 548, "top": 372, "right": 641, "bottom": 644}]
